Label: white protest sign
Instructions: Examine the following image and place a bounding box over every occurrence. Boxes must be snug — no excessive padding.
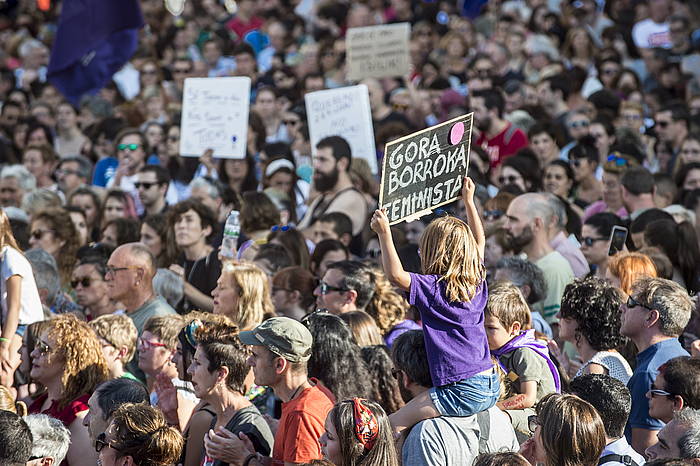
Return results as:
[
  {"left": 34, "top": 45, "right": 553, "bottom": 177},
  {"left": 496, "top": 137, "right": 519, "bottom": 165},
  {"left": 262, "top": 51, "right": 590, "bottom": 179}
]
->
[
  {"left": 180, "top": 77, "right": 250, "bottom": 159},
  {"left": 379, "top": 113, "right": 473, "bottom": 224},
  {"left": 305, "top": 85, "right": 377, "bottom": 174},
  {"left": 346, "top": 23, "right": 411, "bottom": 81}
]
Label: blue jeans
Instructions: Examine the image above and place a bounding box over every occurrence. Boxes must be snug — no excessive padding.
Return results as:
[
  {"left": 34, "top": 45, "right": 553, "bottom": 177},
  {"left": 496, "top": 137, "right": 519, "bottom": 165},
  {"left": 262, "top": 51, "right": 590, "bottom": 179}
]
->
[
  {"left": 429, "top": 369, "right": 500, "bottom": 417},
  {"left": 16, "top": 324, "right": 26, "bottom": 337}
]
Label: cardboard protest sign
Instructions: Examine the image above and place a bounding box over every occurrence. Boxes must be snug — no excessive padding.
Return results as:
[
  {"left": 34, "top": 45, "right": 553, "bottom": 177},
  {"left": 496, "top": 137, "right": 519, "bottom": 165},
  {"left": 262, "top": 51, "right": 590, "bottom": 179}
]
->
[
  {"left": 346, "top": 23, "right": 411, "bottom": 81},
  {"left": 379, "top": 113, "right": 473, "bottom": 225},
  {"left": 180, "top": 77, "right": 250, "bottom": 158},
  {"left": 305, "top": 85, "right": 378, "bottom": 174}
]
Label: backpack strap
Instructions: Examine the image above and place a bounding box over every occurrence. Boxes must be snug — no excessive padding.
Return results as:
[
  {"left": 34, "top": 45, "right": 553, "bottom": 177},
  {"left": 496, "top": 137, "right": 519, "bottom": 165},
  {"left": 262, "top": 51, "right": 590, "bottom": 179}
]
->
[
  {"left": 598, "top": 453, "right": 639, "bottom": 466},
  {"left": 503, "top": 123, "right": 518, "bottom": 146},
  {"left": 476, "top": 409, "right": 490, "bottom": 453}
]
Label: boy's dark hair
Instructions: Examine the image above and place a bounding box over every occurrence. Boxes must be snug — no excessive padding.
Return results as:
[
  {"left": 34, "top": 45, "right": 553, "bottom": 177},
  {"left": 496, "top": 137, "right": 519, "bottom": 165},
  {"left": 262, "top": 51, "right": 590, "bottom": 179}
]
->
[
  {"left": 168, "top": 198, "right": 218, "bottom": 240},
  {"left": 629, "top": 208, "right": 674, "bottom": 234},
  {"left": 316, "top": 136, "right": 352, "bottom": 166},
  {"left": 317, "top": 212, "right": 352, "bottom": 239},
  {"left": 659, "top": 357, "right": 700, "bottom": 411},
  {"left": 621, "top": 166, "right": 654, "bottom": 195},
  {"left": 94, "top": 378, "right": 150, "bottom": 420},
  {"left": 543, "top": 74, "right": 571, "bottom": 101},
  {"left": 391, "top": 330, "right": 432, "bottom": 388},
  {"left": 569, "top": 135, "right": 599, "bottom": 164},
  {"left": 0, "top": 410, "right": 33, "bottom": 465},
  {"left": 568, "top": 374, "right": 631, "bottom": 439}
]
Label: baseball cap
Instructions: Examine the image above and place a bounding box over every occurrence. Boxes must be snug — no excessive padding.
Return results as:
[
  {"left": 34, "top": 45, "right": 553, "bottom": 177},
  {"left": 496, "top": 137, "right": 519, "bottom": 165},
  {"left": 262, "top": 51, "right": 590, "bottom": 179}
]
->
[{"left": 239, "top": 317, "right": 313, "bottom": 363}]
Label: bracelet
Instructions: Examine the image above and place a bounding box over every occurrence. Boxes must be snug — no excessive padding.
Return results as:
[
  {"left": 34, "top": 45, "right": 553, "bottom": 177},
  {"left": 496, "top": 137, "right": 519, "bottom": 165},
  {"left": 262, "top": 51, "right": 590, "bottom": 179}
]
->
[
  {"left": 0, "top": 338, "right": 8, "bottom": 342},
  {"left": 242, "top": 453, "right": 257, "bottom": 466}
]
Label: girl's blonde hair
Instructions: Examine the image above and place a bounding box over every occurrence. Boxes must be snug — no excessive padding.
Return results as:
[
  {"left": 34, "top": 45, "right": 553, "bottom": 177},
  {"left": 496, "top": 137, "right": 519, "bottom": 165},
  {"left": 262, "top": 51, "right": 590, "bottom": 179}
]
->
[
  {"left": 0, "top": 209, "right": 21, "bottom": 252},
  {"left": 220, "top": 262, "right": 273, "bottom": 330},
  {"left": 420, "top": 216, "right": 485, "bottom": 303}
]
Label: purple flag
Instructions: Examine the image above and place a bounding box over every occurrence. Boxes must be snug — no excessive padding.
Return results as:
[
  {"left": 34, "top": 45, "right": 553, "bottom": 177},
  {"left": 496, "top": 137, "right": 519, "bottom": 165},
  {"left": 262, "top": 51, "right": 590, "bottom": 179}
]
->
[{"left": 48, "top": 0, "right": 144, "bottom": 106}]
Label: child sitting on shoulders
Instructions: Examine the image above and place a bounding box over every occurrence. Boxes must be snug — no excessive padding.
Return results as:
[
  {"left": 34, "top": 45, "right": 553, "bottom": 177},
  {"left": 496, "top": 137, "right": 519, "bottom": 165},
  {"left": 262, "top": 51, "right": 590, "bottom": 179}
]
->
[
  {"left": 484, "top": 282, "right": 561, "bottom": 434},
  {"left": 371, "top": 177, "right": 499, "bottom": 434}
]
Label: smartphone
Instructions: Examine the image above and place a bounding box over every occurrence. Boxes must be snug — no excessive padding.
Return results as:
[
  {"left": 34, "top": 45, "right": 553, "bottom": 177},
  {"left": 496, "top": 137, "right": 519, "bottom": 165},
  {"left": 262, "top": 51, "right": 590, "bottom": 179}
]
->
[{"left": 608, "top": 226, "right": 628, "bottom": 256}]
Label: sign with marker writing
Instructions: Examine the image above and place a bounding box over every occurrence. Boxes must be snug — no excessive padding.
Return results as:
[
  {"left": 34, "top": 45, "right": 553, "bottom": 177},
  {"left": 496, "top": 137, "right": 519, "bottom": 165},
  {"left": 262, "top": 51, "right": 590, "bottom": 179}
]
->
[
  {"left": 305, "top": 84, "right": 378, "bottom": 174},
  {"left": 180, "top": 77, "right": 251, "bottom": 159},
  {"left": 346, "top": 23, "right": 411, "bottom": 81},
  {"left": 379, "top": 113, "right": 473, "bottom": 224}
]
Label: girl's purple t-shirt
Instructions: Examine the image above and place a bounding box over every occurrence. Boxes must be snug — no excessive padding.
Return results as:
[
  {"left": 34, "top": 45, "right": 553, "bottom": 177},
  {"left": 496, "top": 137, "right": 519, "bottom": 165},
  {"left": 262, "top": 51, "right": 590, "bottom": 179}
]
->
[{"left": 409, "top": 273, "right": 491, "bottom": 387}]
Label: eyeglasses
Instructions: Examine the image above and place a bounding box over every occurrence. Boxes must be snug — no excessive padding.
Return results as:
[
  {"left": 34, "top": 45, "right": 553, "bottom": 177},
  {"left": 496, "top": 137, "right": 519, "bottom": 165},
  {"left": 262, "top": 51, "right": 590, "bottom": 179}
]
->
[
  {"left": 319, "top": 281, "right": 349, "bottom": 295},
  {"left": 648, "top": 386, "right": 674, "bottom": 398},
  {"left": 498, "top": 175, "right": 520, "bottom": 185},
  {"left": 483, "top": 210, "right": 503, "bottom": 221},
  {"left": 71, "top": 277, "right": 95, "bottom": 289},
  {"left": 581, "top": 236, "right": 607, "bottom": 246},
  {"left": 35, "top": 339, "right": 52, "bottom": 355},
  {"left": 95, "top": 432, "right": 121, "bottom": 453},
  {"left": 134, "top": 182, "right": 159, "bottom": 190},
  {"left": 528, "top": 415, "right": 539, "bottom": 432},
  {"left": 627, "top": 295, "right": 651, "bottom": 311},
  {"left": 607, "top": 153, "right": 628, "bottom": 166},
  {"left": 105, "top": 265, "right": 142, "bottom": 277},
  {"left": 568, "top": 120, "right": 590, "bottom": 129},
  {"left": 137, "top": 338, "right": 168, "bottom": 351},
  {"left": 117, "top": 143, "right": 141, "bottom": 151},
  {"left": 30, "top": 229, "right": 54, "bottom": 240}
]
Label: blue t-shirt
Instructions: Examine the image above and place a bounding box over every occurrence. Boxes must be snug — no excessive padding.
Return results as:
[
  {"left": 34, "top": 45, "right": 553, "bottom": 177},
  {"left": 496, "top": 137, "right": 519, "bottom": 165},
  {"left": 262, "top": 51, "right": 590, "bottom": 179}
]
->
[
  {"left": 92, "top": 157, "right": 118, "bottom": 187},
  {"left": 626, "top": 338, "right": 689, "bottom": 438},
  {"left": 409, "top": 273, "right": 491, "bottom": 387}
]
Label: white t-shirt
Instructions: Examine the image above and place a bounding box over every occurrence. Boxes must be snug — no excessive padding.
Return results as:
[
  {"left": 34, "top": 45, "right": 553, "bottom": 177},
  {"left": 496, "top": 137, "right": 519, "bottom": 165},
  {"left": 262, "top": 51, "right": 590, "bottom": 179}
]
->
[
  {"left": 632, "top": 19, "right": 671, "bottom": 49},
  {"left": 1, "top": 246, "right": 43, "bottom": 326}
]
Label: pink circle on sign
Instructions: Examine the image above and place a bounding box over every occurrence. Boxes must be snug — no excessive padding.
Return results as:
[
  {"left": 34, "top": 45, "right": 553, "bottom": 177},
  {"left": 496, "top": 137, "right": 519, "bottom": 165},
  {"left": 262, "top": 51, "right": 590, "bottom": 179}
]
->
[{"left": 450, "top": 122, "right": 465, "bottom": 145}]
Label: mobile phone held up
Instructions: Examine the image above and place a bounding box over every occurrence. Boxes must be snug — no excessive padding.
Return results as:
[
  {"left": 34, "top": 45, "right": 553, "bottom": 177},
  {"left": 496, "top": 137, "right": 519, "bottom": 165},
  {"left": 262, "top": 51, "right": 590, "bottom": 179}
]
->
[{"left": 608, "top": 226, "right": 628, "bottom": 256}]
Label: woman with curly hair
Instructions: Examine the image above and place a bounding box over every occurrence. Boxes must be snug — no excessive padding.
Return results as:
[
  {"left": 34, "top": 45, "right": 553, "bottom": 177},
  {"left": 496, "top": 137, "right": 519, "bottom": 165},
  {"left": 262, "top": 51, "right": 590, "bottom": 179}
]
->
[
  {"left": 365, "top": 269, "right": 420, "bottom": 347},
  {"left": 212, "top": 262, "right": 273, "bottom": 330},
  {"left": 29, "top": 208, "right": 80, "bottom": 289},
  {"left": 304, "top": 312, "right": 372, "bottom": 401},
  {"left": 28, "top": 314, "right": 109, "bottom": 465},
  {"left": 555, "top": 277, "right": 632, "bottom": 383},
  {"left": 99, "top": 402, "right": 183, "bottom": 466},
  {"left": 320, "top": 398, "right": 399, "bottom": 466}
]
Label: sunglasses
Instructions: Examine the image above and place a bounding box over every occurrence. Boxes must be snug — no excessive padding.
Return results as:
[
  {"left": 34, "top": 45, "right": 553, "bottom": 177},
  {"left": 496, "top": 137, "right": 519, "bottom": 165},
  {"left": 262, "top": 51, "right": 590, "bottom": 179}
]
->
[
  {"left": 30, "top": 229, "right": 54, "bottom": 240},
  {"left": 528, "top": 415, "right": 539, "bottom": 432},
  {"left": 117, "top": 143, "right": 141, "bottom": 151},
  {"left": 105, "top": 265, "right": 142, "bottom": 277},
  {"left": 498, "top": 175, "right": 520, "bottom": 185},
  {"left": 71, "top": 277, "right": 95, "bottom": 289},
  {"left": 626, "top": 295, "right": 651, "bottom": 311},
  {"left": 568, "top": 120, "right": 590, "bottom": 129},
  {"left": 319, "top": 281, "right": 349, "bottom": 295},
  {"left": 56, "top": 168, "right": 81, "bottom": 177},
  {"left": 271, "top": 225, "right": 291, "bottom": 233},
  {"left": 607, "top": 154, "right": 628, "bottom": 166},
  {"left": 95, "top": 432, "right": 121, "bottom": 453},
  {"left": 580, "top": 236, "right": 607, "bottom": 246},
  {"left": 483, "top": 210, "right": 503, "bottom": 221},
  {"left": 648, "top": 386, "right": 674, "bottom": 398},
  {"left": 134, "top": 182, "right": 159, "bottom": 190},
  {"left": 35, "top": 339, "right": 52, "bottom": 355}
]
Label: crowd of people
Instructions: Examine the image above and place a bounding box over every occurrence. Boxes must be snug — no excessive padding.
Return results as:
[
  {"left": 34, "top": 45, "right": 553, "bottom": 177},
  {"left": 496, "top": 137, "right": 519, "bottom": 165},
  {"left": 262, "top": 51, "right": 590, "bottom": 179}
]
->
[{"left": 0, "top": 0, "right": 698, "bottom": 464}]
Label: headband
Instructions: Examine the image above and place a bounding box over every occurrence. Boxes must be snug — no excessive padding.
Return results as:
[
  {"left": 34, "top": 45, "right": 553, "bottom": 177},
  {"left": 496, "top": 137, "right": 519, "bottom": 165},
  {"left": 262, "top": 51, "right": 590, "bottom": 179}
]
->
[
  {"left": 265, "top": 158, "right": 295, "bottom": 178},
  {"left": 352, "top": 398, "right": 379, "bottom": 452}
]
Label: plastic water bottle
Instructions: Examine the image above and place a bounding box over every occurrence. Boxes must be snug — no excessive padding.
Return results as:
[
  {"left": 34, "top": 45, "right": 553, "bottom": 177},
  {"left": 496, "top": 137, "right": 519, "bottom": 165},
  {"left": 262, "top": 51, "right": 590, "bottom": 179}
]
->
[{"left": 220, "top": 210, "right": 240, "bottom": 259}]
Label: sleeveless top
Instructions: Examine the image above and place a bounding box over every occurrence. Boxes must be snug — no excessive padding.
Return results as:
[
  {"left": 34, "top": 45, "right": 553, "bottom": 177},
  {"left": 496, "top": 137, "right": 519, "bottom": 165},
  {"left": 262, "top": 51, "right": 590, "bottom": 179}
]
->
[{"left": 575, "top": 351, "right": 633, "bottom": 384}]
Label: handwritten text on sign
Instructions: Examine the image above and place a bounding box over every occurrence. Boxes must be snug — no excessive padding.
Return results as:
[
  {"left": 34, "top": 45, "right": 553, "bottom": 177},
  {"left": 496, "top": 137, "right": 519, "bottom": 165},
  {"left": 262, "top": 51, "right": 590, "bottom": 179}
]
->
[
  {"left": 346, "top": 23, "right": 410, "bottom": 81},
  {"left": 180, "top": 77, "right": 251, "bottom": 159},
  {"left": 379, "top": 113, "right": 473, "bottom": 224}
]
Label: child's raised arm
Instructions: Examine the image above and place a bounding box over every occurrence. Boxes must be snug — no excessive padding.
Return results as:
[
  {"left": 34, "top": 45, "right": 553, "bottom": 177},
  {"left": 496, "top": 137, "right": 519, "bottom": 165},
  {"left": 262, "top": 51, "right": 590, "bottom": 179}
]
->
[
  {"left": 462, "top": 176, "right": 485, "bottom": 259},
  {"left": 370, "top": 209, "right": 411, "bottom": 291}
]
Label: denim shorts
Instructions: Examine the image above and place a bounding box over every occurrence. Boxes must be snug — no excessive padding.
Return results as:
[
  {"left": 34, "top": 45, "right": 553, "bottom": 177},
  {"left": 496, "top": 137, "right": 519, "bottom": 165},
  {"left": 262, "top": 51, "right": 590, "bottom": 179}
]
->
[
  {"left": 15, "top": 324, "right": 26, "bottom": 337},
  {"left": 429, "top": 368, "right": 500, "bottom": 417}
]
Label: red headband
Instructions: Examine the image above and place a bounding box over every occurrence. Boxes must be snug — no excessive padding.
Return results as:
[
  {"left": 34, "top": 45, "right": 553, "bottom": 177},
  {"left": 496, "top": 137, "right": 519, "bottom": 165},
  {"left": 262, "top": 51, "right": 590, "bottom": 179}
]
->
[{"left": 352, "top": 398, "right": 379, "bottom": 451}]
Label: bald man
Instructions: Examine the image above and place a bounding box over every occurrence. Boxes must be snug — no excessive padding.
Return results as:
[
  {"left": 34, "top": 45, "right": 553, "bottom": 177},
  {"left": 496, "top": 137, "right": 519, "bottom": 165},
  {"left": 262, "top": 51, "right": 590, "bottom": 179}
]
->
[
  {"left": 106, "top": 243, "right": 175, "bottom": 335},
  {"left": 503, "top": 193, "right": 574, "bottom": 327}
]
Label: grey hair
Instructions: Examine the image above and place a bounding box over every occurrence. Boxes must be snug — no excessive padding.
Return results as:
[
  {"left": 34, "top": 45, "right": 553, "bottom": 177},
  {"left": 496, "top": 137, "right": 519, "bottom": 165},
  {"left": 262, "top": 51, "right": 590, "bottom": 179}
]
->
[
  {"left": 23, "top": 414, "right": 70, "bottom": 464},
  {"left": 189, "top": 177, "right": 221, "bottom": 200},
  {"left": 632, "top": 277, "right": 694, "bottom": 337},
  {"left": 542, "top": 192, "right": 568, "bottom": 230},
  {"left": 21, "top": 188, "right": 61, "bottom": 217},
  {"left": 25, "top": 248, "right": 60, "bottom": 305},
  {"left": 0, "top": 164, "right": 36, "bottom": 191},
  {"left": 675, "top": 408, "right": 700, "bottom": 459},
  {"left": 495, "top": 256, "right": 547, "bottom": 304},
  {"left": 60, "top": 155, "right": 93, "bottom": 179},
  {"left": 153, "top": 268, "right": 184, "bottom": 308},
  {"left": 518, "top": 193, "right": 555, "bottom": 228}
]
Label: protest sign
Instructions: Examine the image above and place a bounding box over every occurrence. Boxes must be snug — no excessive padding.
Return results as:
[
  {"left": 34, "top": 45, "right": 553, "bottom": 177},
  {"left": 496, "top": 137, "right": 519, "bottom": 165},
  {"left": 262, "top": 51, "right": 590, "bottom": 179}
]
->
[
  {"left": 346, "top": 23, "right": 410, "bottom": 81},
  {"left": 180, "top": 77, "right": 250, "bottom": 159},
  {"left": 379, "top": 113, "right": 473, "bottom": 225},
  {"left": 305, "top": 85, "right": 377, "bottom": 173}
]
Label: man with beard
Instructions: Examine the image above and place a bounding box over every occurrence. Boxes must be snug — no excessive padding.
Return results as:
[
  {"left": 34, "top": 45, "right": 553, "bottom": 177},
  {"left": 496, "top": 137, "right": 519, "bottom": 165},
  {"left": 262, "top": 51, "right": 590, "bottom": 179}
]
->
[
  {"left": 393, "top": 330, "right": 519, "bottom": 465},
  {"left": 473, "top": 89, "right": 528, "bottom": 170},
  {"left": 504, "top": 193, "right": 574, "bottom": 328},
  {"left": 298, "top": 136, "right": 368, "bottom": 250}
]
